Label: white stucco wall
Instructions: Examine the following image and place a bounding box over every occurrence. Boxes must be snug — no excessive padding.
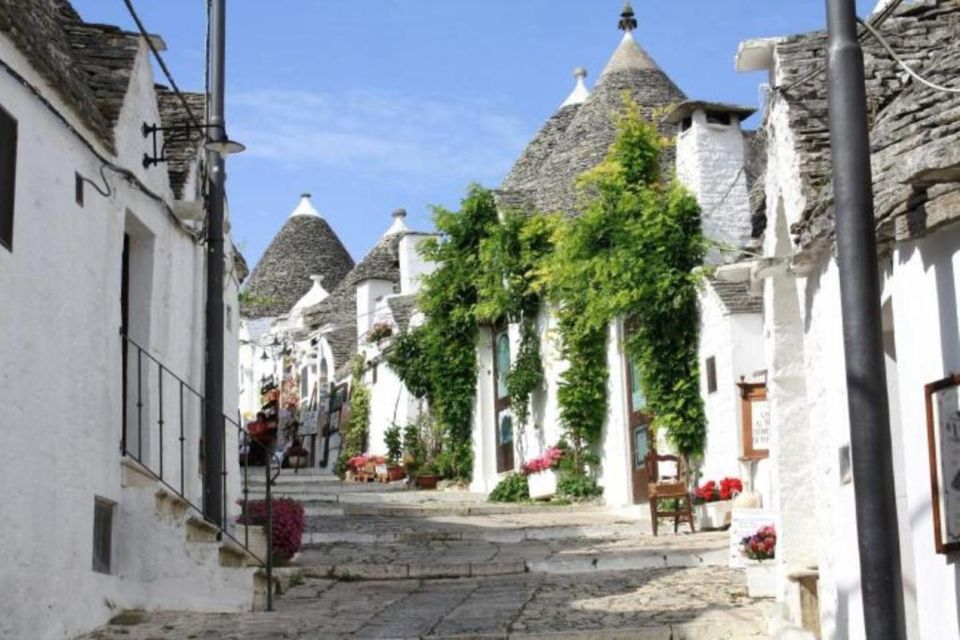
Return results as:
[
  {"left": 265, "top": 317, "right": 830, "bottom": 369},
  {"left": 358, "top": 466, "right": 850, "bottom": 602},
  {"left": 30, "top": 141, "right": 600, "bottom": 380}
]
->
[
  {"left": 0, "top": 34, "right": 242, "bottom": 640},
  {"left": 399, "top": 233, "right": 436, "bottom": 294},
  {"left": 698, "top": 285, "right": 768, "bottom": 499}
]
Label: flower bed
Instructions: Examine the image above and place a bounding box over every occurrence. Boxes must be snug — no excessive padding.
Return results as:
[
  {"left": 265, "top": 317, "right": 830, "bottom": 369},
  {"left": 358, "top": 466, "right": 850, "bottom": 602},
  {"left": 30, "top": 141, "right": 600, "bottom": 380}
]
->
[{"left": 238, "top": 498, "right": 305, "bottom": 565}]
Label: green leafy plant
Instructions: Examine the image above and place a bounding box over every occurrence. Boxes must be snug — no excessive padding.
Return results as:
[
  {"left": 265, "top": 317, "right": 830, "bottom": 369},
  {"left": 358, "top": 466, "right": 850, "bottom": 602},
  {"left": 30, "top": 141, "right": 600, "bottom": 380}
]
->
[
  {"left": 557, "top": 474, "right": 604, "bottom": 500},
  {"left": 384, "top": 424, "right": 403, "bottom": 465},
  {"left": 489, "top": 472, "right": 530, "bottom": 503}
]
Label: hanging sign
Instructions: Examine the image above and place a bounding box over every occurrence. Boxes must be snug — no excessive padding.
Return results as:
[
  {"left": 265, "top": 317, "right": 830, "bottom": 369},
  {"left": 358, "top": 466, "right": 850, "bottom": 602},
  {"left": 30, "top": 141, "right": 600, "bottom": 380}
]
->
[{"left": 926, "top": 374, "right": 960, "bottom": 554}]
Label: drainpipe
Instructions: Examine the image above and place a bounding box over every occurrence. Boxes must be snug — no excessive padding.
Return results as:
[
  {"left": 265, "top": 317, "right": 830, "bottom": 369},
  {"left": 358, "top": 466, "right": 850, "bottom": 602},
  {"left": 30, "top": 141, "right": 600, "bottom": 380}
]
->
[
  {"left": 203, "top": 0, "right": 227, "bottom": 526},
  {"left": 825, "top": 2, "right": 905, "bottom": 638}
]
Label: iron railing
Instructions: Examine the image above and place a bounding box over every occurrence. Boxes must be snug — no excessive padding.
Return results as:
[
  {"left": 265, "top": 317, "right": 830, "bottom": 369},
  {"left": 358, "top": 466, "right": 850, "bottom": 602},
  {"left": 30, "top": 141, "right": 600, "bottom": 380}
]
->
[{"left": 121, "top": 332, "right": 276, "bottom": 611}]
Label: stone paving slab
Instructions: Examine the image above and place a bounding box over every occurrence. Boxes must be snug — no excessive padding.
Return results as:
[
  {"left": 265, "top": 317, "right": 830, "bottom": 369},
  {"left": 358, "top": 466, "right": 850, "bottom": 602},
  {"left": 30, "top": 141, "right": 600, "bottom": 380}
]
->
[{"left": 79, "top": 568, "right": 770, "bottom": 639}]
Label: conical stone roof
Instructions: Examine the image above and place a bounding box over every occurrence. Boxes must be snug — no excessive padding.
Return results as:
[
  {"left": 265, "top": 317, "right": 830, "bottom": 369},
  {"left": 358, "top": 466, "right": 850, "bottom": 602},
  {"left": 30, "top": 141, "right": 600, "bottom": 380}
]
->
[
  {"left": 499, "top": 70, "right": 589, "bottom": 207},
  {"left": 241, "top": 195, "right": 355, "bottom": 319},
  {"left": 512, "top": 28, "right": 685, "bottom": 216},
  {"left": 302, "top": 212, "right": 410, "bottom": 371}
]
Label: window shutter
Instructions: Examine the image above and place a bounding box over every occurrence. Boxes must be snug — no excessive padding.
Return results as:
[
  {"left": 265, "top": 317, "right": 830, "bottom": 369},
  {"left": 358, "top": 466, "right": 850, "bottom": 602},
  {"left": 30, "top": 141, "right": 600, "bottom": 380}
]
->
[{"left": 0, "top": 106, "right": 17, "bottom": 251}]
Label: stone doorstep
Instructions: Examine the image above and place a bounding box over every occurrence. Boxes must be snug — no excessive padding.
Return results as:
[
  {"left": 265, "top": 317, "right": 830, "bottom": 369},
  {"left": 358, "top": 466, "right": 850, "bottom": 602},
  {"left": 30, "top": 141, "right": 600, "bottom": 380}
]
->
[
  {"left": 302, "top": 525, "right": 650, "bottom": 546},
  {"left": 185, "top": 514, "right": 221, "bottom": 543}
]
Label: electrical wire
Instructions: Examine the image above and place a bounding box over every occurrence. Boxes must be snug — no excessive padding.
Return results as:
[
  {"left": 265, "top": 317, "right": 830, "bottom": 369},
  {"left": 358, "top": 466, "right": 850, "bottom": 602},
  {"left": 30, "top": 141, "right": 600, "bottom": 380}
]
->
[
  {"left": 858, "top": 17, "right": 960, "bottom": 94},
  {"left": 776, "top": 0, "right": 906, "bottom": 94},
  {"left": 121, "top": 0, "right": 205, "bottom": 133}
]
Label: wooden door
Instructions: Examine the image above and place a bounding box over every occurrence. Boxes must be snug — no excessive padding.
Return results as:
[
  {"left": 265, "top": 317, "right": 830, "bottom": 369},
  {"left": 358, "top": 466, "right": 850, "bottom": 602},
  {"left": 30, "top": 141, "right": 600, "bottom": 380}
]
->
[
  {"left": 626, "top": 354, "right": 652, "bottom": 503},
  {"left": 493, "top": 325, "right": 514, "bottom": 473}
]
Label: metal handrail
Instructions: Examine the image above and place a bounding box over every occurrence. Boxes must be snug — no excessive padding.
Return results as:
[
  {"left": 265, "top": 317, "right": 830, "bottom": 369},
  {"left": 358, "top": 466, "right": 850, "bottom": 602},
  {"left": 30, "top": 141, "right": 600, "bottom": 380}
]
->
[{"left": 121, "top": 332, "right": 274, "bottom": 611}]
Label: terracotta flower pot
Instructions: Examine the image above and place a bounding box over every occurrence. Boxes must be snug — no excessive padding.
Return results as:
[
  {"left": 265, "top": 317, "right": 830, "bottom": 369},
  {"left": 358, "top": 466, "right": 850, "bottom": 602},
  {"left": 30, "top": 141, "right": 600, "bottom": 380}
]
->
[
  {"left": 387, "top": 465, "right": 406, "bottom": 482},
  {"left": 416, "top": 474, "right": 439, "bottom": 490}
]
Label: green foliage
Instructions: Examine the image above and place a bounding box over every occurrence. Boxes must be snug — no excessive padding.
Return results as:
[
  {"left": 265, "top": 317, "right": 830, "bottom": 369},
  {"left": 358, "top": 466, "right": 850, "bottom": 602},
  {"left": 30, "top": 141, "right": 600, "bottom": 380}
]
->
[
  {"left": 544, "top": 98, "right": 707, "bottom": 459},
  {"left": 488, "top": 472, "right": 530, "bottom": 503},
  {"left": 335, "top": 356, "right": 371, "bottom": 475},
  {"left": 506, "top": 319, "right": 543, "bottom": 429},
  {"left": 384, "top": 424, "right": 403, "bottom": 465},
  {"left": 557, "top": 474, "right": 604, "bottom": 500},
  {"left": 476, "top": 210, "right": 555, "bottom": 430},
  {"left": 386, "top": 185, "right": 500, "bottom": 480}
]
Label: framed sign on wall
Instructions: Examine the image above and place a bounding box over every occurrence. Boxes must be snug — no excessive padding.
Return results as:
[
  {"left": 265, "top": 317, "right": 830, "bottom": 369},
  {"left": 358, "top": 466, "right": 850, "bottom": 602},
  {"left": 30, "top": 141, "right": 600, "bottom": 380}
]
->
[
  {"left": 925, "top": 373, "right": 960, "bottom": 555},
  {"left": 738, "top": 381, "right": 769, "bottom": 461}
]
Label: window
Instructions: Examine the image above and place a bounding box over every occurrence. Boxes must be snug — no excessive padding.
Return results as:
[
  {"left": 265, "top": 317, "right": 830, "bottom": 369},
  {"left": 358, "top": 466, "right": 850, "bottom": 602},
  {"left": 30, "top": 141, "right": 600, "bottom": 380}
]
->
[
  {"left": 681, "top": 116, "right": 692, "bottom": 132},
  {"left": 92, "top": 498, "right": 115, "bottom": 574},
  {"left": 0, "top": 106, "right": 17, "bottom": 251},
  {"left": 706, "top": 356, "right": 718, "bottom": 394},
  {"left": 706, "top": 111, "right": 732, "bottom": 126}
]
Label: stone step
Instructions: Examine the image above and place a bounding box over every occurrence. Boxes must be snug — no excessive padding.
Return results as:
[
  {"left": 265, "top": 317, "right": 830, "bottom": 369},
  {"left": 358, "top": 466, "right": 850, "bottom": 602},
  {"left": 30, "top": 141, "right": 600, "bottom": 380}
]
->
[
  {"left": 290, "top": 548, "right": 727, "bottom": 582},
  {"left": 302, "top": 523, "right": 646, "bottom": 546}
]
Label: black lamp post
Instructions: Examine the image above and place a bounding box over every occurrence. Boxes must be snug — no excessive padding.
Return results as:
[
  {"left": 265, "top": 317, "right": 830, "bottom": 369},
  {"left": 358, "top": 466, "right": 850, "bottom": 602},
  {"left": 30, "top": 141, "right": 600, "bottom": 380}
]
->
[{"left": 824, "top": 1, "right": 906, "bottom": 637}]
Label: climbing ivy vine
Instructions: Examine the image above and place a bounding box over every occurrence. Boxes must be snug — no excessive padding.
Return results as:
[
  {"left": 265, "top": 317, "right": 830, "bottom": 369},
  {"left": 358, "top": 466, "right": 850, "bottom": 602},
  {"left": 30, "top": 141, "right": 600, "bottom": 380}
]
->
[{"left": 544, "top": 98, "right": 707, "bottom": 461}]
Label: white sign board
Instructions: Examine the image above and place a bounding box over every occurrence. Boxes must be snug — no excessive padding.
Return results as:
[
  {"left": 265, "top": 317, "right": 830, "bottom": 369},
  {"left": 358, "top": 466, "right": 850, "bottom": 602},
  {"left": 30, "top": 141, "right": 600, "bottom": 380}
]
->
[
  {"left": 300, "top": 410, "right": 320, "bottom": 436},
  {"left": 751, "top": 400, "right": 770, "bottom": 450},
  {"left": 729, "top": 508, "right": 778, "bottom": 568}
]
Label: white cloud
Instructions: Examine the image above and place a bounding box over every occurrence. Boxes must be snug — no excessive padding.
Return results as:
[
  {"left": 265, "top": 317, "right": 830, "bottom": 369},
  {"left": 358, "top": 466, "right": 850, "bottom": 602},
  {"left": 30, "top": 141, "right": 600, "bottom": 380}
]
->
[{"left": 230, "top": 88, "right": 528, "bottom": 184}]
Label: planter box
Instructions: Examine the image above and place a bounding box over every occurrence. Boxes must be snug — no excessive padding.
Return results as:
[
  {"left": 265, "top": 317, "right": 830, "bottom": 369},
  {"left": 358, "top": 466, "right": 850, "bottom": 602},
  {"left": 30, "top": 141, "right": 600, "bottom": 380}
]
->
[
  {"left": 696, "top": 499, "right": 732, "bottom": 530},
  {"left": 416, "top": 474, "right": 439, "bottom": 490},
  {"left": 386, "top": 465, "right": 406, "bottom": 482},
  {"left": 746, "top": 562, "right": 777, "bottom": 598},
  {"left": 286, "top": 454, "right": 309, "bottom": 470},
  {"left": 528, "top": 469, "right": 558, "bottom": 500}
]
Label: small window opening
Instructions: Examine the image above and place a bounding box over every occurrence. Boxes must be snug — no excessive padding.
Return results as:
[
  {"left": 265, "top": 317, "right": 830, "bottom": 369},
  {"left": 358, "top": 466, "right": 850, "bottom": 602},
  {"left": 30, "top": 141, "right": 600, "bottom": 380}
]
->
[
  {"left": 225, "top": 304, "right": 232, "bottom": 331},
  {"left": 372, "top": 363, "right": 378, "bottom": 385},
  {"left": 681, "top": 116, "right": 692, "bottom": 132},
  {"left": 92, "top": 498, "right": 115, "bottom": 574},
  {"left": 706, "top": 111, "right": 732, "bottom": 126},
  {"left": 706, "top": 356, "right": 718, "bottom": 394}
]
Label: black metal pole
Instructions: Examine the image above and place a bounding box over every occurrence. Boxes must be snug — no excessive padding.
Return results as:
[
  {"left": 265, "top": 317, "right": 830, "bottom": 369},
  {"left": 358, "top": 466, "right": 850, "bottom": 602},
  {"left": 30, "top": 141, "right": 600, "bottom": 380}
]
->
[
  {"left": 203, "top": 0, "right": 227, "bottom": 526},
  {"left": 825, "top": 2, "right": 905, "bottom": 638}
]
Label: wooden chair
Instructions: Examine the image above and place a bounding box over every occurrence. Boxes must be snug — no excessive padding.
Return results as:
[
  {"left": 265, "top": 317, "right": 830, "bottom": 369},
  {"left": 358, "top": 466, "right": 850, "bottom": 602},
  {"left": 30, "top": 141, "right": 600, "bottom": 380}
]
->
[{"left": 646, "top": 453, "right": 695, "bottom": 536}]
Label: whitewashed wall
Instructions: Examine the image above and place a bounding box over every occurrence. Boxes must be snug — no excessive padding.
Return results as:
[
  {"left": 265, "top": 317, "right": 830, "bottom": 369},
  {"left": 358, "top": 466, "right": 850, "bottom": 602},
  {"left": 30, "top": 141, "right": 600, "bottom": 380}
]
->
[
  {"left": 0, "top": 36, "right": 242, "bottom": 640},
  {"left": 698, "top": 285, "right": 767, "bottom": 497}
]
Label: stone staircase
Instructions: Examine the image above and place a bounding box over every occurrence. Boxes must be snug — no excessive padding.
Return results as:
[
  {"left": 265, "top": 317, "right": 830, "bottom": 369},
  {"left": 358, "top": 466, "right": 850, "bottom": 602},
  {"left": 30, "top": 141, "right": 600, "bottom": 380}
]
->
[
  {"left": 247, "top": 469, "right": 728, "bottom": 584},
  {"left": 120, "top": 458, "right": 273, "bottom": 612}
]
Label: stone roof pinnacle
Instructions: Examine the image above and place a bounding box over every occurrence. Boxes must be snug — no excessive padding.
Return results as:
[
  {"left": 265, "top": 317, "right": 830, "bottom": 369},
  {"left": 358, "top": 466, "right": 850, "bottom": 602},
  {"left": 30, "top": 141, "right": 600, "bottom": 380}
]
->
[
  {"left": 561, "top": 68, "right": 591, "bottom": 108},
  {"left": 290, "top": 193, "right": 321, "bottom": 218},
  {"left": 619, "top": 1, "right": 638, "bottom": 33}
]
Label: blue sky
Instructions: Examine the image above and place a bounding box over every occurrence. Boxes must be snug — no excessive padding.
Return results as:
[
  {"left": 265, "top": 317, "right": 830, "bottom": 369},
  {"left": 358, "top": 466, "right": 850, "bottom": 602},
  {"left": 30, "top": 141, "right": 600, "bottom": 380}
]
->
[{"left": 73, "top": 0, "right": 877, "bottom": 267}]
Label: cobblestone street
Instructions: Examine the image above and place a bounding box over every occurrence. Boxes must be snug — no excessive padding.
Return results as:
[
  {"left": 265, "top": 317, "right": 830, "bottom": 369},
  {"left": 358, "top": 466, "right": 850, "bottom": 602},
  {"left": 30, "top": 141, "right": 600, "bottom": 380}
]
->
[{"left": 81, "top": 474, "right": 771, "bottom": 639}]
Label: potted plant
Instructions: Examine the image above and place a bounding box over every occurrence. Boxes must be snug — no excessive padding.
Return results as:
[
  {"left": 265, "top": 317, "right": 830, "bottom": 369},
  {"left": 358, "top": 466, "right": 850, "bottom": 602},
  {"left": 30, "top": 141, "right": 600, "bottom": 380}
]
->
[
  {"left": 522, "top": 446, "right": 564, "bottom": 499},
  {"left": 693, "top": 477, "right": 742, "bottom": 529},
  {"left": 741, "top": 525, "right": 777, "bottom": 598},
  {"left": 285, "top": 441, "right": 310, "bottom": 470},
  {"left": 416, "top": 461, "right": 440, "bottom": 490},
  {"left": 384, "top": 424, "right": 406, "bottom": 482}
]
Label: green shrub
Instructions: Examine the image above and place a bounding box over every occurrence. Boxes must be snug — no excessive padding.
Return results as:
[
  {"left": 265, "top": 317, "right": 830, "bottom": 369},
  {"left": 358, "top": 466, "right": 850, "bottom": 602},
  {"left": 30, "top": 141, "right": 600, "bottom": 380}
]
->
[
  {"left": 384, "top": 424, "right": 403, "bottom": 465},
  {"left": 557, "top": 474, "right": 603, "bottom": 500},
  {"left": 489, "top": 473, "right": 529, "bottom": 503}
]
